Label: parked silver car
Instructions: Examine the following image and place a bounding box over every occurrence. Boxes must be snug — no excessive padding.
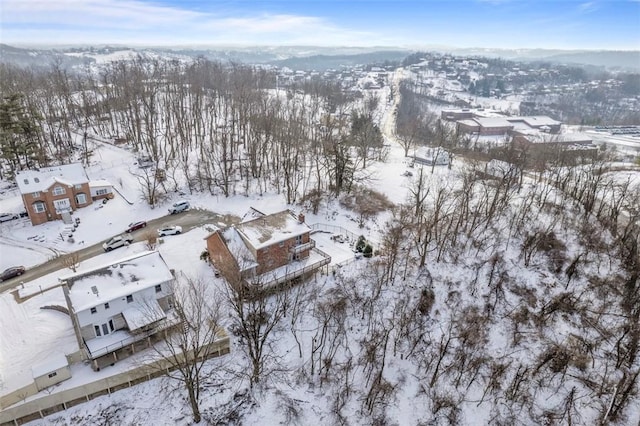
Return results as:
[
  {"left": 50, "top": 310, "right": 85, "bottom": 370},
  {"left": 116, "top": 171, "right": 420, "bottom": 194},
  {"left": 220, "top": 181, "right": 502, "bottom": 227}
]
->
[
  {"left": 102, "top": 235, "right": 134, "bottom": 251},
  {"left": 168, "top": 201, "right": 190, "bottom": 214}
]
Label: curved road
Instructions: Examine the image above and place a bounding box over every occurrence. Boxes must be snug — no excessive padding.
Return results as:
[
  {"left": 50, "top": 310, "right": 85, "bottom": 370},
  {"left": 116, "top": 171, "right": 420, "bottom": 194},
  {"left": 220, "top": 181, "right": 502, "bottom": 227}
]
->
[{"left": 0, "top": 209, "right": 238, "bottom": 294}]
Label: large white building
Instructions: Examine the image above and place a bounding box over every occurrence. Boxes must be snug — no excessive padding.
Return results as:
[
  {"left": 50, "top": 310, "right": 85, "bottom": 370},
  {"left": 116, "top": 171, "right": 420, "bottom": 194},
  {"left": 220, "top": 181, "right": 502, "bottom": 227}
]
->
[{"left": 61, "top": 251, "right": 177, "bottom": 370}]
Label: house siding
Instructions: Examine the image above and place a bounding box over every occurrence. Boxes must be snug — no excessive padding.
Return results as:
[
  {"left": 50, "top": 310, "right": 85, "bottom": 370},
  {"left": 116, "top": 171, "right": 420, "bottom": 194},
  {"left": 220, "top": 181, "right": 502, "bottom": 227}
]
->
[
  {"left": 34, "top": 365, "right": 72, "bottom": 391},
  {"left": 23, "top": 182, "right": 93, "bottom": 225},
  {"left": 255, "top": 233, "right": 311, "bottom": 275},
  {"left": 72, "top": 280, "right": 173, "bottom": 345},
  {"left": 206, "top": 232, "right": 241, "bottom": 277}
]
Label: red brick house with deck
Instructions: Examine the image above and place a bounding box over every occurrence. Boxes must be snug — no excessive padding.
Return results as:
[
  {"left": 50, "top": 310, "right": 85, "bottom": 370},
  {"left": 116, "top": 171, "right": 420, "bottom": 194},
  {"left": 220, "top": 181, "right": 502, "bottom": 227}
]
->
[
  {"left": 205, "top": 208, "right": 331, "bottom": 289},
  {"left": 16, "top": 163, "right": 112, "bottom": 226}
]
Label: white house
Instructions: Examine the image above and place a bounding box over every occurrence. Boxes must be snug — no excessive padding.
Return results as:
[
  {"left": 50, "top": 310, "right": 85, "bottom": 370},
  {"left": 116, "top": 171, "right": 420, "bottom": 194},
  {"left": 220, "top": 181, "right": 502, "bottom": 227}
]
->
[{"left": 61, "top": 251, "right": 177, "bottom": 370}]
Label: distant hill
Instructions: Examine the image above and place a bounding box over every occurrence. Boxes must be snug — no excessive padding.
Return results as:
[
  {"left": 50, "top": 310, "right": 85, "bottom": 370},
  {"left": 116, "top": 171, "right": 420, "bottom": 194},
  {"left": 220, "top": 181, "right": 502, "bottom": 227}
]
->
[
  {"left": 2, "top": 43, "right": 637, "bottom": 72},
  {"left": 443, "top": 47, "right": 640, "bottom": 71},
  {"left": 541, "top": 51, "right": 640, "bottom": 71},
  {"left": 268, "top": 51, "right": 409, "bottom": 71},
  {"left": 0, "top": 44, "right": 94, "bottom": 69}
]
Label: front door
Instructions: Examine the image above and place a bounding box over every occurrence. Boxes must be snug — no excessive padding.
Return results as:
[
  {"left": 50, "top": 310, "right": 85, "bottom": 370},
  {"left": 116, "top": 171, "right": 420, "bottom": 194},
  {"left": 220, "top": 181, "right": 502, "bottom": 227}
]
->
[{"left": 53, "top": 198, "right": 71, "bottom": 213}]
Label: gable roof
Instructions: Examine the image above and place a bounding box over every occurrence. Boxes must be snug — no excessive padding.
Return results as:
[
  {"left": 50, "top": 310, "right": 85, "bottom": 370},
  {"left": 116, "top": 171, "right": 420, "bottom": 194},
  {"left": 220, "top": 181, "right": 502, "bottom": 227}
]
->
[
  {"left": 61, "top": 251, "right": 174, "bottom": 312},
  {"left": 221, "top": 227, "right": 259, "bottom": 272},
  {"left": 235, "top": 210, "right": 310, "bottom": 250},
  {"left": 16, "top": 163, "right": 88, "bottom": 194}
]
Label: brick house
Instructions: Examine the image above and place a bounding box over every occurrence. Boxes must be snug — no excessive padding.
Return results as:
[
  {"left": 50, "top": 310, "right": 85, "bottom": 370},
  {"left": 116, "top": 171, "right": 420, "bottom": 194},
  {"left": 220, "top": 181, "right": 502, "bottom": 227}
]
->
[
  {"left": 60, "top": 251, "right": 177, "bottom": 370},
  {"left": 15, "top": 163, "right": 112, "bottom": 225},
  {"left": 205, "top": 208, "right": 331, "bottom": 289}
]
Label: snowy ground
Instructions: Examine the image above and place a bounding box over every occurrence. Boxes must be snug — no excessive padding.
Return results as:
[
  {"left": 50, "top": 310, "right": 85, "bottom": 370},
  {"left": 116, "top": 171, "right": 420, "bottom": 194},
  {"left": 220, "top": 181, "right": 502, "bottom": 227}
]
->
[{"left": 1, "top": 67, "right": 639, "bottom": 426}]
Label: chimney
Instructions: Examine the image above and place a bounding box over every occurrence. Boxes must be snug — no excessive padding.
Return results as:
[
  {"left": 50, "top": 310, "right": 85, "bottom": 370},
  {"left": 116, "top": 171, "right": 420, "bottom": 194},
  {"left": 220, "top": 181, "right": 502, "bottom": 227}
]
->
[{"left": 298, "top": 212, "right": 305, "bottom": 224}]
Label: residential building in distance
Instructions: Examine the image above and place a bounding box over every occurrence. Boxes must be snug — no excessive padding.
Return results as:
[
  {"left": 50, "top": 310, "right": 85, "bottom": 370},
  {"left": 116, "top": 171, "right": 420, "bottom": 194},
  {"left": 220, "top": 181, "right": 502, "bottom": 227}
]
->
[
  {"left": 15, "top": 163, "right": 113, "bottom": 225},
  {"left": 442, "top": 108, "right": 562, "bottom": 136},
  {"left": 205, "top": 208, "right": 331, "bottom": 291},
  {"left": 60, "top": 251, "right": 177, "bottom": 370}
]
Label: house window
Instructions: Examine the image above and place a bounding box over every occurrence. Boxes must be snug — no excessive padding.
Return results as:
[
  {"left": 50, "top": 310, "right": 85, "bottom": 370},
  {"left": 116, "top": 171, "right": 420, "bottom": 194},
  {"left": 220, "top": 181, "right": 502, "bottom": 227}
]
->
[
  {"left": 109, "top": 319, "right": 114, "bottom": 332},
  {"left": 104, "top": 302, "right": 110, "bottom": 309},
  {"left": 48, "top": 372, "right": 57, "bottom": 378},
  {"left": 102, "top": 323, "right": 109, "bottom": 335},
  {"left": 33, "top": 201, "right": 46, "bottom": 213},
  {"left": 155, "top": 284, "right": 162, "bottom": 293},
  {"left": 126, "top": 294, "right": 133, "bottom": 303},
  {"left": 296, "top": 235, "right": 303, "bottom": 245},
  {"left": 90, "top": 307, "right": 97, "bottom": 314},
  {"left": 75, "top": 184, "right": 83, "bottom": 189},
  {"left": 96, "top": 188, "right": 108, "bottom": 196},
  {"left": 94, "top": 325, "right": 101, "bottom": 337},
  {"left": 32, "top": 191, "right": 41, "bottom": 198},
  {"left": 52, "top": 186, "right": 66, "bottom": 196},
  {"left": 279, "top": 241, "right": 284, "bottom": 247},
  {"left": 76, "top": 193, "right": 87, "bottom": 204}
]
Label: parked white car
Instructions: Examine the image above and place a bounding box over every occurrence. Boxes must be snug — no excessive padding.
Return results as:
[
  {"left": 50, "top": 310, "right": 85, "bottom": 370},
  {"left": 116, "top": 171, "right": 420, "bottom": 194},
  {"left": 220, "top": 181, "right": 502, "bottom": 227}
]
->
[
  {"left": 158, "top": 225, "right": 182, "bottom": 237},
  {"left": 102, "top": 235, "right": 134, "bottom": 251},
  {"left": 168, "top": 201, "right": 190, "bottom": 214}
]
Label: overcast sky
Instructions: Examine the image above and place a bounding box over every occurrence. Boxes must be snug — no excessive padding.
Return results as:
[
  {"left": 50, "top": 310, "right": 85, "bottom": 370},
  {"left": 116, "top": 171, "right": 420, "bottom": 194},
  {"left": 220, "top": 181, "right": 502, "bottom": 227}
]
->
[{"left": 2, "top": 0, "right": 639, "bottom": 50}]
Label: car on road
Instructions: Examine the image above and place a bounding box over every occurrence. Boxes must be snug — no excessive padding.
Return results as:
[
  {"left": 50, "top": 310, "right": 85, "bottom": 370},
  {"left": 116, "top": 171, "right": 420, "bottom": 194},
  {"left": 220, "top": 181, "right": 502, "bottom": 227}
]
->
[
  {"left": 168, "top": 201, "right": 190, "bottom": 214},
  {"left": 0, "top": 266, "right": 26, "bottom": 281},
  {"left": 125, "top": 221, "right": 147, "bottom": 233},
  {"left": 102, "top": 235, "right": 134, "bottom": 252},
  {"left": 158, "top": 225, "right": 182, "bottom": 237},
  {"left": 0, "top": 213, "right": 18, "bottom": 222}
]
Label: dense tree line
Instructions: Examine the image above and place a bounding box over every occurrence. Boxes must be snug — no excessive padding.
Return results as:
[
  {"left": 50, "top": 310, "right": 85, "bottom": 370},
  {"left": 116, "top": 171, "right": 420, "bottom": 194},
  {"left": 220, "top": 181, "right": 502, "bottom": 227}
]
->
[{"left": 0, "top": 58, "right": 382, "bottom": 203}]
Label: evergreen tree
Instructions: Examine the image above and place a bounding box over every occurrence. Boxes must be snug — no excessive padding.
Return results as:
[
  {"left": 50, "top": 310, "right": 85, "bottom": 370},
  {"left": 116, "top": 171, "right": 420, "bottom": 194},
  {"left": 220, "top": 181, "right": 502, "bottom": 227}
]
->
[{"left": 0, "top": 94, "right": 41, "bottom": 174}]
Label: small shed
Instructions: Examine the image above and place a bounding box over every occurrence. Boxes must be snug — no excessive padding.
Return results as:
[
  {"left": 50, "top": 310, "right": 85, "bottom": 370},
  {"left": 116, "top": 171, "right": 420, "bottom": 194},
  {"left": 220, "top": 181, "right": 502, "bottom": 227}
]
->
[{"left": 31, "top": 353, "right": 71, "bottom": 391}]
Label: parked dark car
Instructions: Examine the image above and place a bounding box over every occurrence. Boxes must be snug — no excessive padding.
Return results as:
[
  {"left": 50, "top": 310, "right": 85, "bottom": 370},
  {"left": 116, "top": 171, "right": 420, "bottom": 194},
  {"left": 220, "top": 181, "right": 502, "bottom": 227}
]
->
[
  {"left": 0, "top": 266, "right": 26, "bottom": 281},
  {"left": 125, "top": 221, "right": 147, "bottom": 233}
]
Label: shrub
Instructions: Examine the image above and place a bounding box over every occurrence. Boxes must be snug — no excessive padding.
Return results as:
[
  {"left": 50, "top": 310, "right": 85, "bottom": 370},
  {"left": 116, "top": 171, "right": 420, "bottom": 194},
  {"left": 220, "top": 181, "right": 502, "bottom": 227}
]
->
[
  {"left": 355, "top": 236, "right": 366, "bottom": 252},
  {"left": 363, "top": 244, "right": 373, "bottom": 258}
]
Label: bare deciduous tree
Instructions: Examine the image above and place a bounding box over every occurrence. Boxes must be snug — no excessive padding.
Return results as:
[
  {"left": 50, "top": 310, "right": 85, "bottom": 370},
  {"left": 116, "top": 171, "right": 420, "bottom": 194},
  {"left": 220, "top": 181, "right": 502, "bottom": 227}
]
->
[
  {"left": 61, "top": 251, "right": 80, "bottom": 273},
  {"left": 143, "top": 276, "right": 224, "bottom": 423}
]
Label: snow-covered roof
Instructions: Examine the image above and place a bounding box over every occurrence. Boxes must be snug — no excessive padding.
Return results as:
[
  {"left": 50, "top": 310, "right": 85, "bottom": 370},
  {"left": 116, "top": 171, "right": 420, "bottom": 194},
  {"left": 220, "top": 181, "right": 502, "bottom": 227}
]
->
[
  {"left": 474, "top": 117, "right": 513, "bottom": 128},
  {"left": 89, "top": 179, "right": 113, "bottom": 187},
  {"left": 31, "top": 352, "right": 69, "bottom": 378},
  {"left": 519, "top": 116, "right": 561, "bottom": 127},
  {"left": 523, "top": 133, "right": 592, "bottom": 144},
  {"left": 240, "top": 207, "right": 266, "bottom": 223},
  {"left": 221, "top": 227, "right": 259, "bottom": 272},
  {"left": 457, "top": 119, "right": 479, "bottom": 127},
  {"left": 122, "top": 299, "right": 166, "bottom": 332},
  {"left": 16, "top": 163, "right": 88, "bottom": 194},
  {"left": 62, "top": 251, "right": 174, "bottom": 312},
  {"left": 235, "top": 210, "right": 310, "bottom": 250}
]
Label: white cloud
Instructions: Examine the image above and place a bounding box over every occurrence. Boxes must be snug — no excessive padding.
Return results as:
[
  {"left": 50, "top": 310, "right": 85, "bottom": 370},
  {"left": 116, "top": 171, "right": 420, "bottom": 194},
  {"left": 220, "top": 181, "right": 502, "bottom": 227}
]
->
[
  {"left": 578, "top": 1, "right": 598, "bottom": 13},
  {"left": 0, "top": 0, "right": 389, "bottom": 46}
]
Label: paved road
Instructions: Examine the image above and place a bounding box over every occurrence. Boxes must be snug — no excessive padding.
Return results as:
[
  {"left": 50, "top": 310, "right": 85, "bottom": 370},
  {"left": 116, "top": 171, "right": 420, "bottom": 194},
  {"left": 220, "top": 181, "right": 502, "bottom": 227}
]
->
[{"left": 0, "top": 209, "right": 238, "bottom": 294}]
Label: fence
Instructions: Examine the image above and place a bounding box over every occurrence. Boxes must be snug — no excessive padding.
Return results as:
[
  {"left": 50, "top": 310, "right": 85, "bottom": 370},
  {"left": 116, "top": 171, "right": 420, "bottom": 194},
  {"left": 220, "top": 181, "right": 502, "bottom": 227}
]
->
[
  {"left": 308, "top": 223, "right": 361, "bottom": 243},
  {"left": 0, "top": 336, "right": 230, "bottom": 426}
]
